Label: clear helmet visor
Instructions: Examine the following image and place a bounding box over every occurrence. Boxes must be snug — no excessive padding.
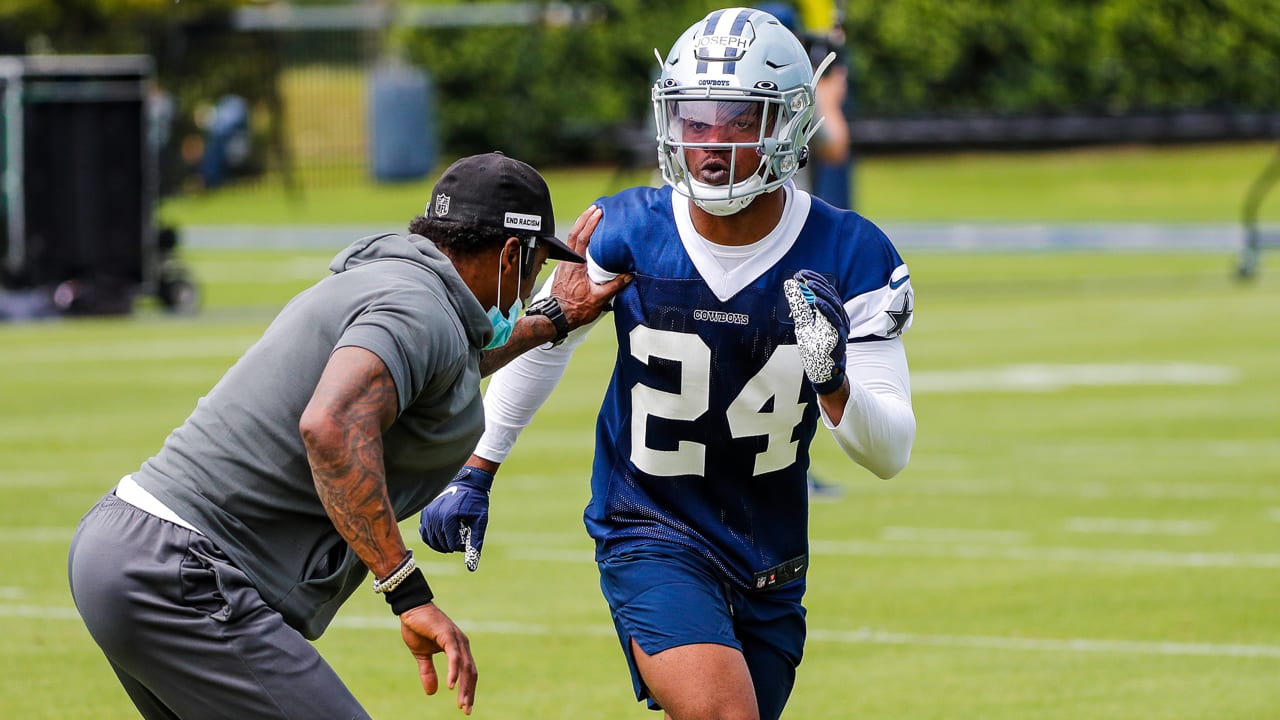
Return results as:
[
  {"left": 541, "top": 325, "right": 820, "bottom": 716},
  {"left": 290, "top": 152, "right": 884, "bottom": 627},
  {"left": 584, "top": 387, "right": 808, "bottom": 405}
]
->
[{"left": 656, "top": 93, "right": 799, "bottom": 215}]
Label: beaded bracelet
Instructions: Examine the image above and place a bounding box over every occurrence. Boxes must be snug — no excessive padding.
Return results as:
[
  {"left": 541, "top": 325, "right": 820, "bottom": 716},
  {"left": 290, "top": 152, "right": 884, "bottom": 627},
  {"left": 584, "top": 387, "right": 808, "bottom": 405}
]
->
[{"left": 372, "top": 550, "right": 417, "bottom": 594}]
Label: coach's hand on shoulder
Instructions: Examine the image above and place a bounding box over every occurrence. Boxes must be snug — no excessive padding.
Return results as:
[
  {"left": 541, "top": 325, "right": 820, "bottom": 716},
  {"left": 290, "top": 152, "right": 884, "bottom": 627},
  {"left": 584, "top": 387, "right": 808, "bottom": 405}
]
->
[
  {"left": 784, "top": 269, "right": 850, "bottom": 396},
  {"left": 400, "top": 603, "right": 477, "bottom": 715},
  {"left": 553, "top": 205, "right": 633, "bottom": 330},
  {"left": 419, "top": 465, "right": 492, "bottom": 572}
]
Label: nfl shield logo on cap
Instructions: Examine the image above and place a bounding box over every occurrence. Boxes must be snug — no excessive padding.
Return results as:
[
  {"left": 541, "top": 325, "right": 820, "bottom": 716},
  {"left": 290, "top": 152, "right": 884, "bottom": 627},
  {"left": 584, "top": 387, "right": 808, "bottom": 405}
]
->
[{"left": 433, "top": 193, "right": 451, "bottom": 218}]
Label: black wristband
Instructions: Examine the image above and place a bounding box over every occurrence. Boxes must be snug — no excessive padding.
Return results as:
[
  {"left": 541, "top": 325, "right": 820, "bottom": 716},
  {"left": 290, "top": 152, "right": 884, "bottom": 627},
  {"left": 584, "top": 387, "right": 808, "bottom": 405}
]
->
[
  {"left": 384, "top": 567, "right": 434, "bottom": 615},
  {"left": 525, "top": 296, "right": 570, "bottom": 346}
]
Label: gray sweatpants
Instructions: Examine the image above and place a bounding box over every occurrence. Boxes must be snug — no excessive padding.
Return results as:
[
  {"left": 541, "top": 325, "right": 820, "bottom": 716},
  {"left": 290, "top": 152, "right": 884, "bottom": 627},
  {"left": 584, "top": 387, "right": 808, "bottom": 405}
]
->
[{"left": 67, "top": 491, "right": 369, "bottom": 720}]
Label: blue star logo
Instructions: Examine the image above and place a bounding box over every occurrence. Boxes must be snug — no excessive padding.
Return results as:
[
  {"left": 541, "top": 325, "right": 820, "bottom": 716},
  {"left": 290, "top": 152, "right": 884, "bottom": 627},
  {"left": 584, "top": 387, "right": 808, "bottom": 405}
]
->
[{"left": 884, "top": 290, "right": 913, "bottom": 337}]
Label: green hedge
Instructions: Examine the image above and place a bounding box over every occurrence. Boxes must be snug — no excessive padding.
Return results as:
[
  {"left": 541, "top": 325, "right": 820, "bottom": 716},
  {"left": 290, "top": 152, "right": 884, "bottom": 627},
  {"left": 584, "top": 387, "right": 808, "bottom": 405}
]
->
[
  {"left": 845, "top": 0, "right": 1280, "bottom": 116},
  {"left": 401, "top": 0, "right": 1278, "bottom": 164}
]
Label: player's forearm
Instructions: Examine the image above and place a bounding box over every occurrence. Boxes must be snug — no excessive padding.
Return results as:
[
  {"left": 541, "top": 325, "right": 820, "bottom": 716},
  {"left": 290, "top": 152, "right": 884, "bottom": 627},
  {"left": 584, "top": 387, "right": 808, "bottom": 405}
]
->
[
  {"left": 473, "top": 329, "right": 587, "bottom": 462},
  {"left": 825, "top": 380, "right": 915, "bottom": 479},
  {"left": 821, "top": 339, "right": 915, "bottom": 479}
]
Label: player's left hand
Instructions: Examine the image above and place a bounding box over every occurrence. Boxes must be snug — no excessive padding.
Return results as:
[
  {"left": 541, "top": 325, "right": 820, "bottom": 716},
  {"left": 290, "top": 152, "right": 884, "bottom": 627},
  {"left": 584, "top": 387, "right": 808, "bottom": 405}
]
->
[
  {"left": 418, "top": 466, "right": 492, "bottom": 572},
  {"left": 784, "top": 269, "right": 849, "bottom": 395}
]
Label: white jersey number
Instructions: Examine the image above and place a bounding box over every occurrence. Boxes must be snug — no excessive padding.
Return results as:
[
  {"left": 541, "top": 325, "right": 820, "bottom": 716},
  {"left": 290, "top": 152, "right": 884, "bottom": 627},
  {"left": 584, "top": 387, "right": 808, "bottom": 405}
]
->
[{"left": 629, "top": 326, "right": 806, "bottom": 477}]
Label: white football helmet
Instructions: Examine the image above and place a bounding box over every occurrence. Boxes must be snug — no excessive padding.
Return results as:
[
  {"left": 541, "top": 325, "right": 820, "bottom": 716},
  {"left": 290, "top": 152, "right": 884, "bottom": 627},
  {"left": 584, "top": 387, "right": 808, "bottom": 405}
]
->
[{"left": 652, "top": 7, "right": 833, "bottom": 215}]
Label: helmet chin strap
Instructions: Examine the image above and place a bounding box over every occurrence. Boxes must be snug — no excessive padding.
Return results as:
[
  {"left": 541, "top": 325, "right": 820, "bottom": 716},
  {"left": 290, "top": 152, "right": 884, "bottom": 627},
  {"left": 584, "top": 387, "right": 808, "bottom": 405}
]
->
[
  {"left": 684, "top": 147, "right": 772, "bottom": 216},
  {"left": 689, "top": 173, "right": 765, "bottom": 216}
]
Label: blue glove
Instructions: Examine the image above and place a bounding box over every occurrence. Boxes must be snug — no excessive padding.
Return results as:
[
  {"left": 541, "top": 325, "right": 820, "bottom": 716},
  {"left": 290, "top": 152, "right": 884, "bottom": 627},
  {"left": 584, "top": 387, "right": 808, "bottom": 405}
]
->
[
  {"left": 418, "top": 465, "right": 493, "bottom": 572},
  {"left": 783, "top": 269, "right": 849, "bottom": 395}
]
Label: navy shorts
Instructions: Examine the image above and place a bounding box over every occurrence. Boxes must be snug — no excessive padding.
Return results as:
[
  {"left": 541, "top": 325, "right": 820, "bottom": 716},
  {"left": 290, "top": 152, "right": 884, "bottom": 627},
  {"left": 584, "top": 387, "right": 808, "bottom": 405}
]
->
[{"left": 598, "top": 542, "right": 807, "bottom": 719}]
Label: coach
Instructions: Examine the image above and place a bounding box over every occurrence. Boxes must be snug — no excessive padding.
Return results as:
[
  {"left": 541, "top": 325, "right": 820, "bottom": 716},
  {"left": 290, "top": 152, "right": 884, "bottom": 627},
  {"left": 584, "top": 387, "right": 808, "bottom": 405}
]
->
[{"left": 67, "top": 152, "right": 629, "bottom": 718}]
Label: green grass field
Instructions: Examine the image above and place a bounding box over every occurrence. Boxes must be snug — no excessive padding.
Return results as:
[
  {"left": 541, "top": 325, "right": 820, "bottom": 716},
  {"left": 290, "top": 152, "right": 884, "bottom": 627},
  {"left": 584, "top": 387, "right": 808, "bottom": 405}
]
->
[
  {"left": 2, "top": 245, "right": 1278, "bottom": 719},
  {"left": 158, "top": 141, "right": 1280, "bottom": 226}
]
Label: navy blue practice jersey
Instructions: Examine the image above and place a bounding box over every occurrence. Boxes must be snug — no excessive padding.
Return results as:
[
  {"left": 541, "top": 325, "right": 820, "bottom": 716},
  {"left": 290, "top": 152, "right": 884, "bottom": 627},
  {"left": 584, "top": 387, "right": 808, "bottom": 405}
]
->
[{"left": 585, "top": 184, "right": 912, "bottom": 591}]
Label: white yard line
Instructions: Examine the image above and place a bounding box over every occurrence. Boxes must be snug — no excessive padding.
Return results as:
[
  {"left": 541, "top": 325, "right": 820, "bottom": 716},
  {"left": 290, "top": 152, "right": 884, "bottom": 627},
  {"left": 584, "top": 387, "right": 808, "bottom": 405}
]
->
[
  {"left": 911, "top": 363, "right": 1238, "bottom": 393},
  {"left": 512, "top": 539, "right": 1280, "bottom": 569},
  {"left": 840, "top": 477, "right": 1280, "bottom": 501},
  {"left": 8, "top": 604, "right": 1276, "bottom": 660},
  {"left": 0, "top": 605, "right": 82, "bottom": 620},
  {"left": 809, "top": 539, "right": 1280, "bottom": 568},
  {"left": 2, "top": 336, "right": 261, "bottom": 364},
  {"left": 508, "top": 548, "right": 594, "bottom": 563},
  {"left": 805, "top": 627, "right": 1280, "bottom": 659},
  {"left": 0, "top": 527, "right": 75, "bottom": 542},
  {"left": 880, "top": 527, "right": 1028, "bottom": 544},
  {"left": 1065, "top": 517, "right": 1216, "bottom": 536}
]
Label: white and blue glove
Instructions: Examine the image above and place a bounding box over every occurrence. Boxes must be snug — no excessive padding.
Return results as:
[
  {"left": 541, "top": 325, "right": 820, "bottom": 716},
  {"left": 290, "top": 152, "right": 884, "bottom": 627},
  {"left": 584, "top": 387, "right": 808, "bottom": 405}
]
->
[
  {"left": 418, "top": 465, "right": 493, "bottom": 572},
  {"left": 783, "top": 269, "right": 849, "bottom": 395}
]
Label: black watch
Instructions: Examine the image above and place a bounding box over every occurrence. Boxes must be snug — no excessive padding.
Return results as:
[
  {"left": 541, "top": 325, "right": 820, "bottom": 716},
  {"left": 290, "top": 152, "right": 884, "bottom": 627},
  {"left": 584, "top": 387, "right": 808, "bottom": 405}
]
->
[{"left": 525, "top": 296, "right": 570, "bottom": 346}]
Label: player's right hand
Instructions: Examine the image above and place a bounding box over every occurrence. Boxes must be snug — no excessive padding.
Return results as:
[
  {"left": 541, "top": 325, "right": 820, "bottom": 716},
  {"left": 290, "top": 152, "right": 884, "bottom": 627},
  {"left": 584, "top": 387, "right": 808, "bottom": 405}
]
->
[
  {"left": 400, "top": 603, "right": 477, "bottom": 715},
  {"left": 419, "top": 466, "right": 492, "bottom": 571}
]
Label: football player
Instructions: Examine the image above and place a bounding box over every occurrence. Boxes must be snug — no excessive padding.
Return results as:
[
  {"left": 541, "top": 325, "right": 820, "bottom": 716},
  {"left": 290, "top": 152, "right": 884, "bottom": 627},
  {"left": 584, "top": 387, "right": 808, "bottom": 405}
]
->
[{"left": 421, "top": 8, "right": 916, "bottom": 719}]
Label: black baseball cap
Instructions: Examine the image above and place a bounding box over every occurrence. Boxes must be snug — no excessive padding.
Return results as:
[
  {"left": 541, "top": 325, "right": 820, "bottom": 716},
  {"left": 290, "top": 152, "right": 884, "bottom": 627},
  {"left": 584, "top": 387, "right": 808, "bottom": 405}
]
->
[{"left": 425, "top": 152, "right": 586, "bottom": 263}]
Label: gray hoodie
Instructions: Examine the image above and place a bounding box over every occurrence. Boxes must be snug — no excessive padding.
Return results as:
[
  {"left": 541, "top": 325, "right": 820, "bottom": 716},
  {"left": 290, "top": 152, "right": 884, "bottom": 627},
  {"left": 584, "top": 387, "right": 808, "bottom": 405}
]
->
[{"left": 134, "top": 233, "right": 493, "bottom": 638}]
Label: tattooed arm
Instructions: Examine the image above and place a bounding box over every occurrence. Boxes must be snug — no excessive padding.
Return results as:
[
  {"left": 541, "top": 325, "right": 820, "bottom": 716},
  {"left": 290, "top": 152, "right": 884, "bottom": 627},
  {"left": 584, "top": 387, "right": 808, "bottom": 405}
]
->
[
  {"left": 300, "top": 345, "right": 403, "bottom": 577},
  {"left": 301, "top": 345, "right": 477, "bottom": 714}
]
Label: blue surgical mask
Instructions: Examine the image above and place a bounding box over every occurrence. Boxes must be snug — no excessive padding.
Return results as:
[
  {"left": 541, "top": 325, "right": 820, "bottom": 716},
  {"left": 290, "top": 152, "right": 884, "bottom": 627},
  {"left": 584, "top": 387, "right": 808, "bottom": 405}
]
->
[
  {"left": 484, "top": 298, "right": 522, "bottom": 350},
  {"left": 483, "top": 242, "right": 526, "bottom": 350}
]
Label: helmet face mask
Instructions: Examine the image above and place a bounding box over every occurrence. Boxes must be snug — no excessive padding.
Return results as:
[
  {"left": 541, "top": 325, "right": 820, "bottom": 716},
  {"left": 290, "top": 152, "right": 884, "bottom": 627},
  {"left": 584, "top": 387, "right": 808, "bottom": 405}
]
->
[{"left": 653, "top": 7, "right": 821, "bottom": 216}]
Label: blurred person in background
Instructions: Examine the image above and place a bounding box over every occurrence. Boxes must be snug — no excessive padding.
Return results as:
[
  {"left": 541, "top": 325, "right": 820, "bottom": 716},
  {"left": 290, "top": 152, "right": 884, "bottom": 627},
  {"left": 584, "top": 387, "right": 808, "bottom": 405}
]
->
[
  {"left": 67, "top": 152, "right": 629, "bottom": 719},
  {"left": 757, "top": 0, "right": 854, "bottom": 211},
  {"left": 758, "top": 0, "right": 854, "bottom": 500},
  {"left": 420, "top": 9, "right": 914, "bottom": 720}
]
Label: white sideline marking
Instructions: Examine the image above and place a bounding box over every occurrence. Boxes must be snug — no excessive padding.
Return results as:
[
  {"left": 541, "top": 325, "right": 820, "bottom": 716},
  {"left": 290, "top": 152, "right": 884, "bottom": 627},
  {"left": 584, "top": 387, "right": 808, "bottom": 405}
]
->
[
  {"left": 881, "top": 527, "right": 1027, "bottom": 544},
  {"left": 809, "top": 539, "right": 1280, "bottom": 568},
  {"left": 511, "top": 540, "right": 1280, "bottom": 569},
  {"left": 3, "top": 336, "right": 260, "bottom": 364},
  {"left": 0, "top": 527, "right": 73, "bottom": 542},
  {"left": 508, "top": 549, "right": 594, "bottom": 563},
  {"left": 1065, "top": 517, "right": 1215, "bottom": 536},
  {"left": 0, "top": 605, "right": 81, "bottom": 620},
  {"left": 841, "top": 477, "right": 1280, "bottom": 501},
  {"left": 12, "top": 604, "right": 1276, "bottom": 660},
  {"left": 805, "top": 628, "right": 1280, "bottom": 659},
  {"left": 912, "top": 363, "right": 1237, "bottom": 393}
]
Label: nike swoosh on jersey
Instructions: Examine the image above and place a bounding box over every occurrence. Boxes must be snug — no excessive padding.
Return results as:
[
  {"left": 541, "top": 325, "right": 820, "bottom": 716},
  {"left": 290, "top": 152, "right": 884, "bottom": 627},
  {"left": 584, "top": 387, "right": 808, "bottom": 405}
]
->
[{"left": 889, "top": 275, "right": 910, "bottom": 289}]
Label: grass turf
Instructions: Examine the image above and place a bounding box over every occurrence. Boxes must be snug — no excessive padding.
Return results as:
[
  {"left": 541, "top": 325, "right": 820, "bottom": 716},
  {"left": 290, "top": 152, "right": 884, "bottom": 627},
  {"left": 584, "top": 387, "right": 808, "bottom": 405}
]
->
[
  {"left": 2, "top": 246, "right": 1278, "bottom": 718},
  {"left": 157, "top": 141, "right": 1280, "bottom": 227}
]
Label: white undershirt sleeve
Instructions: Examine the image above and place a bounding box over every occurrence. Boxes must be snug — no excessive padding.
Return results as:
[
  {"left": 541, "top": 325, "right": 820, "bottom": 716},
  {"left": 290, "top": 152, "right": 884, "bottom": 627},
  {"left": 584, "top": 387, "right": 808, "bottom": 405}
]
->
[
  {"left": 472, "top": 262, "right": 615, "bottom": 463},
  {"left": 820, "top": 337, "right": 915, "bottom": 479}
]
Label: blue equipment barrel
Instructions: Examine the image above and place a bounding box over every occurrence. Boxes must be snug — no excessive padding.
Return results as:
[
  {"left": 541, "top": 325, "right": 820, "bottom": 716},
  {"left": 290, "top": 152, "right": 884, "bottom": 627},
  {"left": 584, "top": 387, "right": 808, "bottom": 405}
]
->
[{"left": 368, "top": 62, "right": 436, "bottom": 182}]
